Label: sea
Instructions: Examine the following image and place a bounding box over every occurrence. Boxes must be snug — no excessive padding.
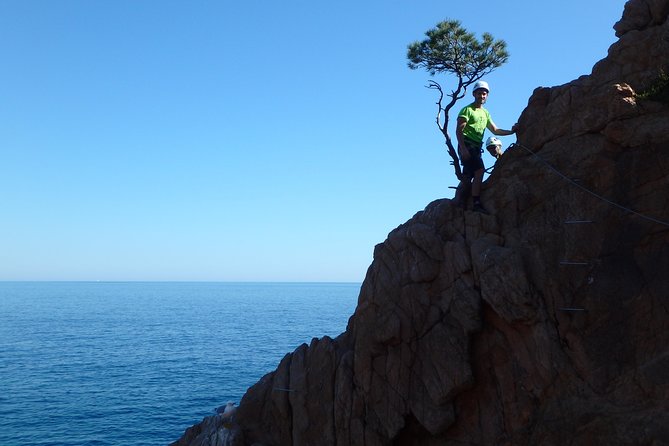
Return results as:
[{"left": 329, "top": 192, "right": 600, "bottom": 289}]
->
[{"left": 0, "top": 281, "right": 360, "bottom": 446}]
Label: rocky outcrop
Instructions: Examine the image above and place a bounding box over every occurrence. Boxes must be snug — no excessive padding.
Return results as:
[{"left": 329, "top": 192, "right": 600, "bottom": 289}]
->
[{"left": 172, "top": 0, "right": 669, "bottom": 444}]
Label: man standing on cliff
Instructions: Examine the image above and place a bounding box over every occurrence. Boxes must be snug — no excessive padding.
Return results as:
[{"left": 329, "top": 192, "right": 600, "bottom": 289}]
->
[{"left": 455, "top": 80, "right": 516, "bottom": 213}]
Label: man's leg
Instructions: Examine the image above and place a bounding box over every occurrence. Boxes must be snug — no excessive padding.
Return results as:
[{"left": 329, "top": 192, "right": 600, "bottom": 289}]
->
[
  {"left": 472, "top": 168, "right": 483, "bottom": 197},
  {"left": 472, "top": 168, "right": 488, "bottom": 213}
]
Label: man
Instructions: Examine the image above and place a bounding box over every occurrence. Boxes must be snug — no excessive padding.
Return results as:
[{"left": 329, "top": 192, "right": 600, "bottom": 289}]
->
[
  {"left": 485, "top": 136, "right": 504, "bottom": 160},
  {"left": 455, "top": 80, "right": 516, "bottom": 213}
]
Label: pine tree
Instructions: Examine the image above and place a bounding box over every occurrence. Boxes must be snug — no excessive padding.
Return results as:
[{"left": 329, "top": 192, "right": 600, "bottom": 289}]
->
[{"left": 407, "top": 20, "right": 509, "bottom": 180}]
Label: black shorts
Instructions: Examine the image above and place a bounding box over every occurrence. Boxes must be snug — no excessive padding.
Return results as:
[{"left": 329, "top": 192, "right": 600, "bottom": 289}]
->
[{"left": 460, "top": 140, "right": 484, "bottom": 177}]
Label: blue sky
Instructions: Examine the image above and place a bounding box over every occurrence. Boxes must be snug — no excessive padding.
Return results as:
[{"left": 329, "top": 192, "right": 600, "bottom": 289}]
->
[{"left": 1, "top": 0, "right": 627, "bottom": 282}]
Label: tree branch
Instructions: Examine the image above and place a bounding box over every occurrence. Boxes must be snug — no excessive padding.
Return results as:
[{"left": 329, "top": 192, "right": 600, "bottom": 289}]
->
[{"left": 426, "top": 80, "right": 463, "bottom": 180}]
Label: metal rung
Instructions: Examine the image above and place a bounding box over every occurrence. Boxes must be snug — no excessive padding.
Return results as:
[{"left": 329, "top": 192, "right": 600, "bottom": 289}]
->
[
  {"left": 558, "top": 307, "right": 587, "bottom": 312},
  {"left": 564, "top": 220, "right": 593, "bottom": 224},
  {"left": 560, "top": 261, "right": 590, "bottom": 266}
]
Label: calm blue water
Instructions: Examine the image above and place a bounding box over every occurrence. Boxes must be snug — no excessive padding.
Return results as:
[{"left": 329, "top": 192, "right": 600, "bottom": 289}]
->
[{"left": 0, "top": 282, "right": 359, "bottom": 446}]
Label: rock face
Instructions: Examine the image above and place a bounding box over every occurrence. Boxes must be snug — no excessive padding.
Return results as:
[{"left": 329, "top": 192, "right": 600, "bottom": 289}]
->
[{"left": 172, "top": 1, "right": 669, "bottom": 444}]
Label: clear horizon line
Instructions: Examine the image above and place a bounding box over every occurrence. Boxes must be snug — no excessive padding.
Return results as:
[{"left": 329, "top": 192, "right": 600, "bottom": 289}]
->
[{"left": 0, "top": 279, "right": 363, "bottom": 284}]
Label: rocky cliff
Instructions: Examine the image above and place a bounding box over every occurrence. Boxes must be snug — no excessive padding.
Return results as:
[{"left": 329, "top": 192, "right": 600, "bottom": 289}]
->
[{"left": 172, "top": 0, "right": 669, "bottom": 444}]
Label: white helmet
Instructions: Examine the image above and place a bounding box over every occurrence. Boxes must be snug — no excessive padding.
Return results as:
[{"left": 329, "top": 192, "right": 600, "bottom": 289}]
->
[
  {"left": 486, "top": 136, "right": 501, "bottom": 147},
  {"left": 485, "top": 136, "right": 503, "bottom": 159},
  {"left": 473, "top": 80, "right": 490, "bottom": 93}
]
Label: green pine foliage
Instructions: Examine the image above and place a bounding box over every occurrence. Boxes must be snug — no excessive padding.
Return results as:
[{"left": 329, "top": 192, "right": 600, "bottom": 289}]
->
[
  {"left": 407, "top": 19, "right": 509, "bottom": 83},
  {"left": 637, "top": 70, "right": 669, "bottom": 104}
]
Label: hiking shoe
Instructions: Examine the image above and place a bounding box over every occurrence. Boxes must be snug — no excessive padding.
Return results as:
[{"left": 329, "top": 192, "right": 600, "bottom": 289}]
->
[{"left": 472, "top": 203, "right": 489, "bottom": 214}]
